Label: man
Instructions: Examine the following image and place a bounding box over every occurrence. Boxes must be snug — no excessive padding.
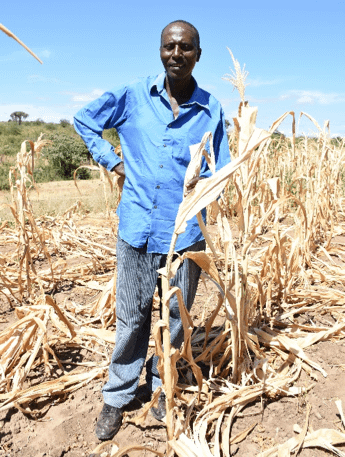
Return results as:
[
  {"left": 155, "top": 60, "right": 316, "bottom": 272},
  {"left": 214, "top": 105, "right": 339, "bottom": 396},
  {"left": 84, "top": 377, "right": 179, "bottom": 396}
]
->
[{"left": 74, "top": 19, "right": 230, "bottom": 440}]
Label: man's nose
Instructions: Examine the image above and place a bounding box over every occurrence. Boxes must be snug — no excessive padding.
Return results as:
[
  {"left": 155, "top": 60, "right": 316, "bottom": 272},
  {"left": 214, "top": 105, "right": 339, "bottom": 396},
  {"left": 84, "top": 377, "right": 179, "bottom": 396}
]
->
[{"left": 172, "top": 45, "right": 182, "bottom": 57}]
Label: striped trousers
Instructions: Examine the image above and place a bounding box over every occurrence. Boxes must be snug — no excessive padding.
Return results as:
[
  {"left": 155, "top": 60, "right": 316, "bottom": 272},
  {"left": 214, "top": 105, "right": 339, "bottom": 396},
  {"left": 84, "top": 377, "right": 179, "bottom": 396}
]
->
[{"left": 102, "top": 236, "right": 205, "bottom": 408}]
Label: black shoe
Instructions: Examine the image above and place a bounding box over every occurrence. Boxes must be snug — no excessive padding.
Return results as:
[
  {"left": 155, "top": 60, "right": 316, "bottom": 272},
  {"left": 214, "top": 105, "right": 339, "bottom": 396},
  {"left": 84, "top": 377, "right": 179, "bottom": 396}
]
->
[
  {"left": 95, "top": 403, "right": 123, "bottom": 440},
  {"left": 151, "top": 392, "right": 166, "bottom": 421}
]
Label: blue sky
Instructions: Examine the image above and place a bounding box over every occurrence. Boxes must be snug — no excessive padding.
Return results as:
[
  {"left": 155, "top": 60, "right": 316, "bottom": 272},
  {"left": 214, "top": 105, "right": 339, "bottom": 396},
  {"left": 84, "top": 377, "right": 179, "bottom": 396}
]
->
[{"left": 1, "top": 0, "right": 344, "bottom": 136}]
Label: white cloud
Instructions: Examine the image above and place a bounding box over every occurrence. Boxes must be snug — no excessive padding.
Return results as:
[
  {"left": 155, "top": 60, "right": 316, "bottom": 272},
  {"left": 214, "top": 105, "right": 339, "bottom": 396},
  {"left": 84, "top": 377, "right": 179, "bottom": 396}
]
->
[
  {"left": 280, "top": 90, "right": 345, "bottom": 105},
  {"left": 65, "top": 89, "right": 105, "bottom": 102},
  {"left": 40, "top": 50, "right": 51, "bottom": 59}
]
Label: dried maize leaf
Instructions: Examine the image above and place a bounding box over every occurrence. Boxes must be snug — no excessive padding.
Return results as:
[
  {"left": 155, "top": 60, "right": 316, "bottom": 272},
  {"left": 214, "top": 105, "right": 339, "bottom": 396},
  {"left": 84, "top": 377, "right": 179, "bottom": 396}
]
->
[
  {"left": 258, "top": 428, "right": 345, "bottom": 457},
  {"left": 79, "top": 327, "right": 115, "bottom": 344},
  {"left": 0, "top": 367, "right": 105, "bottom": 411},
  {"left": 113, "top": 446, "right": 164, "bottom": 457},
  {"left": 125, "top": 387, "right": 162, "bottom": 426},
  {"left": 167, "top": 286, "right": 203, "bottom": 390},
  {"left": 173, "top": 128, "right": 270, "bottom": 235},
  {"left": 231, "top": 421, "right": 258, "bottom": 444},
  {"left": 336, "top": 400, "right": 345, "bottom": 429}
]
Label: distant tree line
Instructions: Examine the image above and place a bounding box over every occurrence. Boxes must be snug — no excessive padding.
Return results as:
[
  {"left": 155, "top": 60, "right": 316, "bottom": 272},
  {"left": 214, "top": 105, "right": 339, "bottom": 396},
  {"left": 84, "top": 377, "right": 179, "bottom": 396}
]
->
[{"left": 8, "top": 113, "right": 73, "bottom": 127}]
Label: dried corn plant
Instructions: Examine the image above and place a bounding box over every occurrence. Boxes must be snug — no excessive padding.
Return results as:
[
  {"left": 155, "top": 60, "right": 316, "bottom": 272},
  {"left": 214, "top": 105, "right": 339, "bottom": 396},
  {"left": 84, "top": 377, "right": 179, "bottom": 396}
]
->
[
  {"left": 0, "top": 293, "right": 107, "bottom": 413},
  {"left": 1, "top": 49, "right": 345, "bottom": 457},
  {"left": 0, "top": 137, "right": 121, "bottom": 410},
  {"left": 0, "top": 138, "right": 119, "bottom": 306}
]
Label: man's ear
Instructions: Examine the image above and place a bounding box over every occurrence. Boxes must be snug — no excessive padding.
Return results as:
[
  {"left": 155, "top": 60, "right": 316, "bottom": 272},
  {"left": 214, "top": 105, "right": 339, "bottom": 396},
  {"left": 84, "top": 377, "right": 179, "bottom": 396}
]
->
[{"left": 197, "top": 48, "right": 202, "bottom": 62}]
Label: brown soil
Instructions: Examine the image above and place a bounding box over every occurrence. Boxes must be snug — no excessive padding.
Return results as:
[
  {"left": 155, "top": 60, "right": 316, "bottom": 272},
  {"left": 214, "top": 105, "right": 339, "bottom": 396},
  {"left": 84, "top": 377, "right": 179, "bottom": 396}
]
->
[{"left": 1, "top": 218, "right": 345, "bottom": 457}]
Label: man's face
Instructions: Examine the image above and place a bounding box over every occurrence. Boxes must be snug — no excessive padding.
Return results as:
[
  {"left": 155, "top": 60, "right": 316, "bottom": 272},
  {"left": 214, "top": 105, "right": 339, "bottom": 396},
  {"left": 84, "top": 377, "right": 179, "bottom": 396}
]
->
[{"left": 160, "top": 23, "right": 201, "bottom": 82}]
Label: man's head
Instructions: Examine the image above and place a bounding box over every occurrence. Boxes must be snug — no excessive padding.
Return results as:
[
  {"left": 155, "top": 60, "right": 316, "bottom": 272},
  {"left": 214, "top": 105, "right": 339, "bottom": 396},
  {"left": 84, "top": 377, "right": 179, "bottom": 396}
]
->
[
  {"left": 161, "top": 20, "right": 200, "bottom": 49},
  {"left": 160, "top": 20, "right": 202, "bottom": 82}
]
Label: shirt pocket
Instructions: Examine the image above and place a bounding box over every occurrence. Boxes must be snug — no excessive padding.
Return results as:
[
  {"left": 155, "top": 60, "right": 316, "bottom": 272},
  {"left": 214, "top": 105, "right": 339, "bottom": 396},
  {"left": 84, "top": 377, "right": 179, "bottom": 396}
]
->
[{"left": 172, "top": 132, "right": 203, "bottom": 168}]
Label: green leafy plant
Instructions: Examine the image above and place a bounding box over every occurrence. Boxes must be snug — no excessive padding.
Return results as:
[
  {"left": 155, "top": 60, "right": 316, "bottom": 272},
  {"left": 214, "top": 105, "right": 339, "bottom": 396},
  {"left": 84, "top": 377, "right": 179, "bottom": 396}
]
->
[
  {"left": 42, "top": 133, "right": 92, "bottom": 180},
  {"left": 102, "top": 127, "right": 120, "bottom": 148},
  {"left": 32, "top": 119, "right": 45, "bottom": 126},
  {"left": 0, "top": 162, "right": 11, "bottom": 190},
  {"left": 45, "top": 123, "right": 58, "bottom": 131},
  {"left": 60, "top": 119, "right": 71, "bottom": 128}
]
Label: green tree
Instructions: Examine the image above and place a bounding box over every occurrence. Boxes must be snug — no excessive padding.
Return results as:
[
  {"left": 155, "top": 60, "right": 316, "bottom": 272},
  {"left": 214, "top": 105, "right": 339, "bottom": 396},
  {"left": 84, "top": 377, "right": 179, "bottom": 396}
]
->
[
  {"left": 10, "top": 111, "right": 29, "bottom": 125},
  {"left": 60, "top": 118, "right": 71, "bottom": 128},
  {"left": 43, "top": 133, "right": 92, "bottom": 179},
  {"left": 102, "top": 127, "right": 120, "bottom": 148},
  {"left": 32, "top": 118, "right": 45, "bottom": 125}
]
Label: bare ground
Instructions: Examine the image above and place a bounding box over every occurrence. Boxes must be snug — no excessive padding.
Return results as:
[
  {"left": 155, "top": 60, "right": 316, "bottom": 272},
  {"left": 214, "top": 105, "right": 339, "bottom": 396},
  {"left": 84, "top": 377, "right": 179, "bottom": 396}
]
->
[{"left": 1, "top": 257, "right": 345, "bottom": 457}]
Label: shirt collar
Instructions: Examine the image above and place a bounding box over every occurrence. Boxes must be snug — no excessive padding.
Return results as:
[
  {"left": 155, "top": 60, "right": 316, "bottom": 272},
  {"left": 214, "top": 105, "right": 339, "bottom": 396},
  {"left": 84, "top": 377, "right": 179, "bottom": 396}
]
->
[{"left": 150, "top": 72, "right": 210, "bottom": 111}]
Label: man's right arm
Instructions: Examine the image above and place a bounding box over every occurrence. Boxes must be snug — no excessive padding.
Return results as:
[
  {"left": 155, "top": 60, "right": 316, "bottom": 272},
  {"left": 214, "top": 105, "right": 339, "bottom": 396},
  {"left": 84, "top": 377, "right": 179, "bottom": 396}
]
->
[{"left": 74, "top": 86, "right": 128, "bottom": 172}]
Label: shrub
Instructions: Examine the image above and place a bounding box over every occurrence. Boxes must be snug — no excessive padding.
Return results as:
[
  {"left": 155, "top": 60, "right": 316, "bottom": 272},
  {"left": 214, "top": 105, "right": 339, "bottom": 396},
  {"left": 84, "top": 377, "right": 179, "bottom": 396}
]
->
[
  {"left": 45, "top": 123, "right": 58, "bottom": 131},
  {"left": 6, "top": 123, "right": 21, "bottom": 136},
  {"left": 33, "top": 163, "right": 65, "bottom": 183},
  {"left": 0, "top": 162, "right": 11, "bottom": 190},
  {"left": 42, "top": 133, "right": 92, "bottom": 180},
  {"left": 60, "top": 119, "right": 71, "bottom": 128},
  {"left": 32, "top": 119, "right": 45, "bottom": 126},
  {"left": 102, "top": 128, "right": 120, "bottom": 148}
]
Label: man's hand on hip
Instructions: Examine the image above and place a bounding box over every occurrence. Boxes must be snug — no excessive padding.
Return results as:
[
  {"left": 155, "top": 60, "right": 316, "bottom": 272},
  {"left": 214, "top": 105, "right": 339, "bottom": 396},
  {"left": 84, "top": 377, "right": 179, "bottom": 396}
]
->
[{"left": 112, "top": 162, "right": 125, "bottom": 190}]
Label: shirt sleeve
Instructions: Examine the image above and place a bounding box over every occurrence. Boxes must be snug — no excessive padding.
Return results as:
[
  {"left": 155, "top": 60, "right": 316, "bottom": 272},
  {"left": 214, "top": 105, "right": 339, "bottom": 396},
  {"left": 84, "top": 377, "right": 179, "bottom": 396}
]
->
[
  {"left": 200, "top": 106, "right": 231, "bottom": 178},
  {"left": 74, "top": 86, "right": 128, "bottom": 171}
]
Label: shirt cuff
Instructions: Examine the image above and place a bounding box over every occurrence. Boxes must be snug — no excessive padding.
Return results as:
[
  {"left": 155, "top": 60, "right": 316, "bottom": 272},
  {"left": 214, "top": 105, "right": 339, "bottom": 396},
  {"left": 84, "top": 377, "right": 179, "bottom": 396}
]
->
[
  {"left": 106, "top": 151, "right": 122, "bottom": 172},
  {"left": 111, "top": 160, "right": 124, "bottom": 173}
]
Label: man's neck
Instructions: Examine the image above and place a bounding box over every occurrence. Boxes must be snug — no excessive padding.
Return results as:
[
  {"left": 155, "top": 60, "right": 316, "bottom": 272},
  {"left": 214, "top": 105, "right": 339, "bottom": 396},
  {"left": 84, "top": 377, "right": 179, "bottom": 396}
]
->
[{"left": 165, "top": 75, "right": 195, "bottom": 105}]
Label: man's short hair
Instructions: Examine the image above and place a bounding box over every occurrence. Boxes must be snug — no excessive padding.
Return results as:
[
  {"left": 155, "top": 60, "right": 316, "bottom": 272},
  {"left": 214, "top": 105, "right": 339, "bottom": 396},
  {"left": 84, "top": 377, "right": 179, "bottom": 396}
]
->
[{"left": 161, "top": 20, "right": 200, "bottom": 49}]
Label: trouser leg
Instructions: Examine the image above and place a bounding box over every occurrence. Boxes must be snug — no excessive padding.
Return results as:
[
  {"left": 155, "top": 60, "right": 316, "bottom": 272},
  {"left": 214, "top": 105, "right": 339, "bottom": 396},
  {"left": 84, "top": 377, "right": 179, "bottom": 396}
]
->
[
  {"left": 102, "top": 237, "right": 161, "bottom": 408},
  {"left": 146, "top": 239, "right": 206, "bottom": 392}
]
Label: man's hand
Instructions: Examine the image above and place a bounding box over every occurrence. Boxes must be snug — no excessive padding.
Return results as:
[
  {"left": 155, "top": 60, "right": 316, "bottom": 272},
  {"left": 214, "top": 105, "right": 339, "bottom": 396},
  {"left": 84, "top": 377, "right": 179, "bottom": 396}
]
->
[
  {"left": 112, "top": 162, "right": 125, "bottom": 190},
  {"left": 113, "top": 162, "right": 125, "bottom": 177},
  {"left": 184, "top": 176, "right": 204, "bottom": 196}
]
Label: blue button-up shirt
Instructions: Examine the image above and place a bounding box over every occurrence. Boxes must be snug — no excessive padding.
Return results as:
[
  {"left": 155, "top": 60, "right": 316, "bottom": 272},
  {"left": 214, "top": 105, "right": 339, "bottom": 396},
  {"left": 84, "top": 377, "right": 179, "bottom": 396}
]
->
[{"left": 74, "top": 73, "right": 230, "bottom": 253}]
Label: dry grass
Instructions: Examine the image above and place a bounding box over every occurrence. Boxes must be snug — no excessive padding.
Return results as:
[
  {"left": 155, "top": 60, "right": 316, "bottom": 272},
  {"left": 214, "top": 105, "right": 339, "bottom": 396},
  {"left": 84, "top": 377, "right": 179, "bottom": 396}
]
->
[
  {"left": 0, "top": 179, "right": 119, "bottom": 221},
  {"left": 1, "top": 51, "right": 345, "bottom": 457}
]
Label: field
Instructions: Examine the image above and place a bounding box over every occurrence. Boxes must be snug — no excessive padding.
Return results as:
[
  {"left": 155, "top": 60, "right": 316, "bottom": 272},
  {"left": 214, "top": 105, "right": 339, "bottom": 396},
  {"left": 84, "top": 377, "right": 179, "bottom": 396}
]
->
[
  {"left": 2, "top": 46, "right": 345, "bottom": 456},
  {"left": 1, "top": 104, "right": 345, "bottom": 457}
]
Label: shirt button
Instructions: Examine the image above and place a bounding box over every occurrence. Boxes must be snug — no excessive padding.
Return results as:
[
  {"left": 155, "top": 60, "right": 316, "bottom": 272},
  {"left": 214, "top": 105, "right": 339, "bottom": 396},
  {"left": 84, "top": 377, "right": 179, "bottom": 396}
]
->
[
  {"left": 159, "top": 165, "right": 163, "bottom": 168},
  {"left": 163, "top": 144, "right": 166, "bottom": 147},
  {"left": 154, "top": 205, "right": 157, "bottom": 209},
  {"left": 156, "top": 185, "right": 160, "bottom": 189},
  {"left": 168, "top": 124, "right": 172, "bottom": 127}
]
